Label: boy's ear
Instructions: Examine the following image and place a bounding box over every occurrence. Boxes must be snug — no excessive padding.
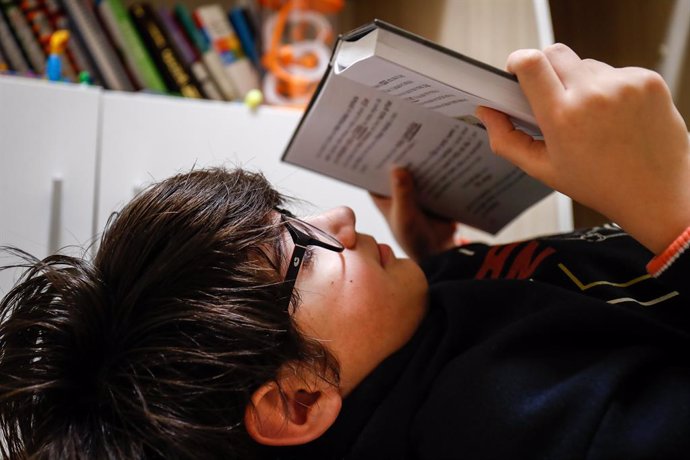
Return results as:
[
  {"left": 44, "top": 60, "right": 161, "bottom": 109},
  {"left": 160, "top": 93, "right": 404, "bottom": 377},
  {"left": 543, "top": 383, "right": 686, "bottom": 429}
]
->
[{"left": 244, "top": 367, "right": 342, "bottom": 446}]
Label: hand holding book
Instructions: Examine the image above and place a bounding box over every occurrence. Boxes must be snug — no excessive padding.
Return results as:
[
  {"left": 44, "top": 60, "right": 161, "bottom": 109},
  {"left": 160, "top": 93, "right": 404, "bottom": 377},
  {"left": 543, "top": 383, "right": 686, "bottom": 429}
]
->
[
  {"left": 371, "top": 168, "right": 457, "bottom": 262},
  {"left": 475, "top": 43, "right": 690, "bottom": 255},
  {"left": 282, "top": 21, "right": 552, "bottom": 235}
]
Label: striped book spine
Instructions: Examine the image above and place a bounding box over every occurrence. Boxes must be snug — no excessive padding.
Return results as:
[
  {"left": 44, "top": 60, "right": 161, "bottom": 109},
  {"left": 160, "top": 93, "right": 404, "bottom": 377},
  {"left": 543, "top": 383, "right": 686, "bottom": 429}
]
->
[
  {"left": 1, "top": 1, "right": 45, "bottom": 72},
  {"left": 60, "top": 0, "right": 133, "bottom": 90},
  {"left": 0, "top": 6, "right": 30, "bottom": 71},
  {"left": 128, "top": 2, "right": 202, "bottom": 98},
  {"left": 97, "top": 0, "right": 166, "bottom": 92},
  {"left": 157, "top": 6, "right": 221, "bottom": 100}
]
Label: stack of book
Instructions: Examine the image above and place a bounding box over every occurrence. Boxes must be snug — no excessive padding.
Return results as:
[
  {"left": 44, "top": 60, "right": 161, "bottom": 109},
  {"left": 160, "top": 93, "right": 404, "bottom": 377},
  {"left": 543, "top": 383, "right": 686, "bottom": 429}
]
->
[{"left": 0, "top": 0, "right": 261, "bottom": 101}]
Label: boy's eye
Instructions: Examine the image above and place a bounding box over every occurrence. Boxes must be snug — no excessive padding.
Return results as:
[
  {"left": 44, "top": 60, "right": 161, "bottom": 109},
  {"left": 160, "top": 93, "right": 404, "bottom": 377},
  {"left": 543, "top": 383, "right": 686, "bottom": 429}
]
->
[{"left": 302, "top": 246, "right": 316, "bottom": 269}]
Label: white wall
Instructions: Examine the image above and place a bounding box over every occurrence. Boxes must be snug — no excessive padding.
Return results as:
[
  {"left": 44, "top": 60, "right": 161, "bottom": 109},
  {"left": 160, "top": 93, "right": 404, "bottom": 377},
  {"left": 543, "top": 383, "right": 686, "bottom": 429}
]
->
[
  {"left": 0, "top": 76, "right": 100, "bottom": 295},
  {"left": 97, "top": 91, "right": 406, "bottom": 253}
]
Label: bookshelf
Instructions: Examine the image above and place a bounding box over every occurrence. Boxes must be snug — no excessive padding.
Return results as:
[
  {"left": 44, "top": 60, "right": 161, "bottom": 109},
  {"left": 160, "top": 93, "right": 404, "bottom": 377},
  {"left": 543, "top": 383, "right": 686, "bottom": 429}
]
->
[{"left": 1, "top": 0, "right": 572, "bottom": 296}]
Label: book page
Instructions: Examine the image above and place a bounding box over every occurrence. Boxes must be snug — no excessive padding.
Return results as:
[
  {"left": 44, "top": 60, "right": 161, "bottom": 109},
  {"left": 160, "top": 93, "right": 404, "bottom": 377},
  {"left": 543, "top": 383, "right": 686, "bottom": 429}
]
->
[
  {"left": 339, "top": 55, "right": 541, "bottom": 137},
  {"left": 284, "top": 73, "right": 551, "bottom": 233}
]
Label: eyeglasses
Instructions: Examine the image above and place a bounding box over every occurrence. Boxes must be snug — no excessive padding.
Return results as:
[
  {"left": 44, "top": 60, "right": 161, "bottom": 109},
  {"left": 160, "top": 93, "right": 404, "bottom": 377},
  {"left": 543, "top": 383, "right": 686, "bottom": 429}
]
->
[{"left": 279, "top": 210, "right": 344, "bottom": 310}]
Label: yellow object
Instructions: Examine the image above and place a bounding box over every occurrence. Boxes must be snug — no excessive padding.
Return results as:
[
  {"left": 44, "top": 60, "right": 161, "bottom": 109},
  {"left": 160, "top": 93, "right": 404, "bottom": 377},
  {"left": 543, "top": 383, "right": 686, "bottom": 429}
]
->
[
  {"left": 49, "top": 30, "right": 70, "bottom": 54},
  {"left": 244, "top": 89, "right": 264, "bottom": 109}
]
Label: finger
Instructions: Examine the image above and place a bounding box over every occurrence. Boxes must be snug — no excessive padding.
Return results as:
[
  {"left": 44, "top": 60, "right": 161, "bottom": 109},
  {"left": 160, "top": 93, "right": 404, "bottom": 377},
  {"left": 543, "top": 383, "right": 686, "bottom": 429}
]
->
[
  {"left": 582, "top": 58, "right": 614, "bottom": 73},
  {"left": 476, "top": 106, "right": 550, "bottom": 180},
  {"left": 506, "top": 49, "right": 565, "bottom": 116},
  {"left": 390, "top": 168, "right": 419, "bottom": 224},
  {"left": 542, "top": 43, "right": 585, "bottom": 88},
  {"left": 617, "top": 66, "right": 671, "bottom": 97}
]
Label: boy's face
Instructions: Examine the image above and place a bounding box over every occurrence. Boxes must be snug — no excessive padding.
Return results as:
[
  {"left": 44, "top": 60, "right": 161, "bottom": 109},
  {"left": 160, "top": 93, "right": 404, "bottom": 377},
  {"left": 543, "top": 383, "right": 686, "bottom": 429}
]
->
[{"left": 280, "top": 207, "right": 428, "bottom": 395}]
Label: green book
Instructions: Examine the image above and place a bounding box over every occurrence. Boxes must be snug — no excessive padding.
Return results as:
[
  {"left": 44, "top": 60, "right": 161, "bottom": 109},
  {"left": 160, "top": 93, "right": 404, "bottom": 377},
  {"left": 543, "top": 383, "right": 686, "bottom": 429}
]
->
[{"left": 97, "top": 0, "right": 166, "bottom": 92}]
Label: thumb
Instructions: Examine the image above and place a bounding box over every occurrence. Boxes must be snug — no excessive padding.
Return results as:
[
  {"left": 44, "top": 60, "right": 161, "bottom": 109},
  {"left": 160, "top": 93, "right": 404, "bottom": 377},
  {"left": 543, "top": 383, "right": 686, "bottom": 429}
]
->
[{"left": 475, "top": 106, "right": 548, "bottom": 179}]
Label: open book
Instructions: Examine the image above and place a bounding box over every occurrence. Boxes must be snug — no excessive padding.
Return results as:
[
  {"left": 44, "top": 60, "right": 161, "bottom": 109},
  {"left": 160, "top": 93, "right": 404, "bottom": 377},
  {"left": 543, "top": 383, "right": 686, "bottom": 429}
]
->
[{"left": 281, "top": 20, "right": 552, "bottom": 234}]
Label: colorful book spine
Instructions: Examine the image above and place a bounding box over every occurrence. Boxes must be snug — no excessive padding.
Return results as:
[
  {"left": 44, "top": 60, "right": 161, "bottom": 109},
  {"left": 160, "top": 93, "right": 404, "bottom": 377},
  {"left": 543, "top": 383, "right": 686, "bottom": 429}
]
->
[
  {"left": 128, "top": 2, "right": 202, "bottom": 98},
  {"left": 157, "top": 6, "right": 221, "bottom": 100},
  {"left": 0, "top": 5, "right": 30, "bottom": 71},
  {"left": 174, "top": 3, "right": 235, "bottom": 101},
  {"left": 59, "top": 0, "right": 133, "bottom": 90},
  {"left": 96, "top": 0, "right": 165, "bottom": 92},
  {"left": 228, "top": 6, "right": 259, "bottom": 68},
  {"left": 194, "top": 4, "right": 259, "bottom": 98},
  {"left": 1, "top": 0, "right": 45, "bottom": 72}
]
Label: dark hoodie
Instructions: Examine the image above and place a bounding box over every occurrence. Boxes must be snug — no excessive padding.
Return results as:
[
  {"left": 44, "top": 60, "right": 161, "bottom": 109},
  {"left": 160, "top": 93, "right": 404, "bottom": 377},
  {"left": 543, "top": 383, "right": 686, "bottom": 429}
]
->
[{"left": 272, "top": 225, "right": 690, "bottom": 459}]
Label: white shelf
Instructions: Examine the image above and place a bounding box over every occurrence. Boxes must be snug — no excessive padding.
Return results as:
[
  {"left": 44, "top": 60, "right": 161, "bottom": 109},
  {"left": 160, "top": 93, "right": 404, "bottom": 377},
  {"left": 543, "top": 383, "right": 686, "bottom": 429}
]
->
[{"left": 0, "top": 76, "right": 100, "bottom": 294}]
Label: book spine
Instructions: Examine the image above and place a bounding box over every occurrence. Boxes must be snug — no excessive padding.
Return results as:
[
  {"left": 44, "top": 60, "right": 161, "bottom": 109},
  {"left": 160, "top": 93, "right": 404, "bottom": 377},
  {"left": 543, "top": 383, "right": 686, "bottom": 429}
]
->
[
  {"left": 59, "top": 0, "right": 133, "bottom": 90},
  {"left": 1, "top": 1, "right": 45, "bottom": 72},
  {"left": 128, "top": 2, "right": 202, "bottom": 98},
  {"left": 157, "top": 6, "right": 222, "bottom": 100},
  {"left": 228, "top": 6, "right": 259, "bottom": 68},
  {"left": 0, "top": 5, "right": 30, "bottom": 71},
  {"left": 194, "top": 4, "right": 259, "bottom": 98},
  {"left": 94, "top": 0, "right": 143, "bottom": 89},
  {"left": 45, "top": 0, "right": 103, "bottom": 85},
  {"left": 91, "top": 0, "right": 143, "bottom": 89},
  {"left": 173, "top": 2, "right": 235, "bottom": 100},
  {"left": 97, "top": 0, "right": 165, "bottom": 92}
]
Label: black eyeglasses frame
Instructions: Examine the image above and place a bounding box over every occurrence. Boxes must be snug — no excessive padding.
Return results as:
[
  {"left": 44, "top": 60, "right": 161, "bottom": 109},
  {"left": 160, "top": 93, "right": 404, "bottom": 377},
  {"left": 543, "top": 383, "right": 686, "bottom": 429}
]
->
[{"left": 279, "top": 212, "right": 344, "bottom": 310}]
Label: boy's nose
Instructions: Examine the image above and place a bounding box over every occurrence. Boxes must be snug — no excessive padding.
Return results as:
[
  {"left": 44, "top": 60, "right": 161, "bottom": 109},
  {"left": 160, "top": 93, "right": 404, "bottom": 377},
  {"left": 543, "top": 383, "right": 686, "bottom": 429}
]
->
[{"left": 307, "top": 207, "right": 357, "bottom": 249}]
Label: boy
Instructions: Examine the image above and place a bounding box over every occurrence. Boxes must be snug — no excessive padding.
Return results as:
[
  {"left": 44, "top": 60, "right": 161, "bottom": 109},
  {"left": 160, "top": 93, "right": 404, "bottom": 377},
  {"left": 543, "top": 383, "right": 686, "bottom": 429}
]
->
[{"left": 1, "top": 44, "right": 689, "bottom": 459}]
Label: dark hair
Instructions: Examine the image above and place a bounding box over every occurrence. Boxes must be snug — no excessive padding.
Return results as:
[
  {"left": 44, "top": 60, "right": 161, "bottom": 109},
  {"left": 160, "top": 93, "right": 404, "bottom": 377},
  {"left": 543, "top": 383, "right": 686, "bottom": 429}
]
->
[{"left": 0, "top": 168, "right": 339, "bottom": 459}]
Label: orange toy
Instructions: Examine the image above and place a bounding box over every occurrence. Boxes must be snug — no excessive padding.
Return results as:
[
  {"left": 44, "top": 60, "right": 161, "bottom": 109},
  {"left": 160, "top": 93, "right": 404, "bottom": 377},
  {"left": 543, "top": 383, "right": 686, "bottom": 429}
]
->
[{"left": 260, "top": 0, "right": 344, "bottom": 105}]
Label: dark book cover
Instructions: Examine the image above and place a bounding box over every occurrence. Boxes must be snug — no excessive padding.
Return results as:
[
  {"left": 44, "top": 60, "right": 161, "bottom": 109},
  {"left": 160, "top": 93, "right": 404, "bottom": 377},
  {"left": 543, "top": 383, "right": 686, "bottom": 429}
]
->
[
  {"left": 156, "top": 5, "right": 221, "bottom": 99},
  {"left": 128, "top": 2, "right": 202, "bottom": 98}
]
